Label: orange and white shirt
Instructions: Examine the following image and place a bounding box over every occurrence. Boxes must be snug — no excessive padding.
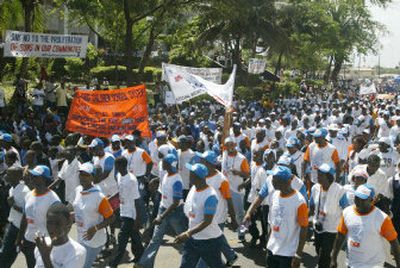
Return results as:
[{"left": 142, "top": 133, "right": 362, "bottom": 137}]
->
[
  {"left": 338, "top": 205, "right": 397, "bottom": 268},
  {"left": 73, "top": 186, "right": 114, "bottom": 248},
  {"left": 221, "top": 151, "right": 250, "bottom": 194},
  {"left": 122, "top": 148, "right": 152, "bottom": 177},
  {"left": 205, "top": 171, "right": 231, "bottom": 224},
  {"left": 267, "top": 190, "right": 308, "bottom": 257},
  {"left": 93, "top": 152, "right": 118, "bottom": 197},
  {"left": 24, "top": 189, "right": 60, "bottom": 242},
  {"left": 304, "top": 142, "right": 340, "bottom": 183}
]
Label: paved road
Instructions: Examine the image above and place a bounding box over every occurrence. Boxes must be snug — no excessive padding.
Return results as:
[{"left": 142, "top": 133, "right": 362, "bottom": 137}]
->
[{"left": 13, "top": 224, "right": 396, "bottom": 268}]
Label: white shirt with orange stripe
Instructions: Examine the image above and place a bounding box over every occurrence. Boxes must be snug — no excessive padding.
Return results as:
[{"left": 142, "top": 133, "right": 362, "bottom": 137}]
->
[
  {"left": 267, "top": 190, "right": 308, "bottom": 257},
  {"left": 221, "top": 151, "right": 250, "bottom": 194},
  {"left": 24, "top": 190, "right": 60, "bottom": 242},
  {"left": 73, "top": 186, "right": 114, "bottom": 248},
  {"left": 304, "top": 142, "right": 340, "bottom": 183},
  {"left": 338, "top": 205, "right": 398, "bottom": 268},
  {"left": 205, "top": 171, "right": 231, "bottom": 224},
  {"left": 122, "top": 148, "right": 152, "bottom": 177}
]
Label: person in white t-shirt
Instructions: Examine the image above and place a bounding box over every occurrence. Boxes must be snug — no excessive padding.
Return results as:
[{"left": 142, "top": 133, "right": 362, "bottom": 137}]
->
[
  {"left": 136, "top": 154, "right": 186, "bottom": 268},
  {"left": 246, "top": 166, "right": 308, "bottom": 268},
  {"left": 34, "top": 202, "right": 86, "bottom": 268},
  {"left": 31, "top": 85, "right": 46, "bottom": 115},
  {"left": 49, "top": 146, "right": 80, "bottom": 204},
  {"left": 73, "top": 162, "right": 114, "bottom": 268},
  {"left": 175, "top": 163, "right": 224, "bottom": 268},
  {"left": 16, "top": 165, "right": 60, "bottom": 268},
  {"left": 309, "top": 164, "right": 348, "bottom": 267},
  {"left": 331, "top": 184, "right": 400, "bottom": 268},
  {"left": 0, "top": 167, "right": 30, "bottom": 267},
  {"left": 177, "top": 135, "right": 195, "bottom": 198},
  {"left": 109, "top": 157, "right": 144, "bottom": 267},
  {"left": 89, "top": 138, "right": 118, "bottom": 198}
]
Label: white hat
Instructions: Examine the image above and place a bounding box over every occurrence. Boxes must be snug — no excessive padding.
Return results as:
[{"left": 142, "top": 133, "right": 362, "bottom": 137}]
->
[
  {"left": 79, "top": 162, "right": 95, "bottom": 174},
  {"left": 111, "top": 134, "right": 121, "bottom": 142}
]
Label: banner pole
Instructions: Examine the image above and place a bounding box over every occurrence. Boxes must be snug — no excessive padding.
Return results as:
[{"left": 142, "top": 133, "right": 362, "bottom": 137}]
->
[
  {"left": 176, "top": 104, "right": 184, "bottom": 124},
  {"left": 222, "top": 106, "right": 233, "bottom": 143}
]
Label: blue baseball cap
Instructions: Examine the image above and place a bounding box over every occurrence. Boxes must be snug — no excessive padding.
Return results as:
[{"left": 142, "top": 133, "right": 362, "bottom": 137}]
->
[
  {"left": 318, "top": 163, "right": 336, "bottom": 176},
  {"left": 88, "top": 138, "right": 104, "bottom": 148},
  {"left": 164, "top": 153, "right": 178, "bottom": 168},
  {"left": 196, "top": 151, "right": 219, "bottom": 166},
  {"left": 29, "top": 165, "right": 52, "bottom": 180},
  {"left": 286, "top": 137, "right": 300, "bottom": 148},
  {"left": 0, "top": 133, "right": 13, "bottom": 142},
  {"left": 185, "top": 163, "right": 209, "bottom": 179},
  {"left": 354, "top": 184, "right": 375, "bottom": 200},
  {"left": 79, "top": 162, "right": 95, "bottom": 175},
  {"left": 313, "top": 128, "right": 328, "bottom": 138},
  {"left": 267, "top": 166, "right": 292, "bottom": 181}
]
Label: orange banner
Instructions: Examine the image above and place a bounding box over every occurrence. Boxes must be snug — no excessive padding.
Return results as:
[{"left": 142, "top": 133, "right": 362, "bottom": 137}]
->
[{"left": 66, "top": 85, "right": 151, "bottom": 138}]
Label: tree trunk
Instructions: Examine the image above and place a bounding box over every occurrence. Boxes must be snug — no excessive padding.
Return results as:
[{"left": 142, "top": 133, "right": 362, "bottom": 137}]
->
[
  {"left": 19, "top": 0, "right": 35, "bottom": 79},
  {"left": 274, "top": 50, "right": 283, "bottom": 76},
  {"left": 330, "top": 55, "right": 344, "bottom": 85},
  {"left": 138, "top": 22, "right": 156, "bottom": 75},
  {"left": 232, "top": 35, "right": 241, "bottom": 70},
  {"left": 323, "top": 55, "right": 333, "bottom": 83},
  {"left": 123, "top": 0, "right": 134, "bottom": 86}
]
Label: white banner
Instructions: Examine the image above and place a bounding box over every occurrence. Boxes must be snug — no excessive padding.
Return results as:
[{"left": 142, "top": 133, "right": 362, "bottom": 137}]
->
[
  {"left": 248, "top": 58, "right": 266, "bottom": 74},
  {"left": 359, "top": 82, "right": 377, "bottom": 95},
  {"left": 162, "top": 63, "right": 222, "bottom": 84},
  {"left": 3, "top": 30, "right": 88, "bottom": 58},
  {"left": 163, "top": 64, "right": 236, "bottom": 107},
  {"left": 164, "top": 91, "right": 176, "bottom": 105}
]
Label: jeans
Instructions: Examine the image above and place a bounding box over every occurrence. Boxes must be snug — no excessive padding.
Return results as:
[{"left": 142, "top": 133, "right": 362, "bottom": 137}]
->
[
  {"left": 0, "top": 223, "right": 19, "bottom": 268},
  {"left": 21, "top": 239, "right": 36, "bottom": 268},
  {"left": 230, "top": 191, "right": 244, "bottom": 238},
  {"left": 180, "top": 236, "right": 225, "bottom": 268},
  {"left": 196, "top": 223, "right": 236, "bottom": 268},
  {"left": 138, "top": 179, "right": 149, "bottom": 227},
  {"left": 109, "top": 217, "right": 144, "bottom": 266},
  {"left": 266, "top": 250, "right": 292, "bottom": 268},
  {"left": 82, "top": 244, "right": 103, "bottom": 268},
  {"left": 314, "top": 231, "right": 336, "bottom": 268},
  {"left": 138, "top": 205, "right": 187, "bottom": 268}
]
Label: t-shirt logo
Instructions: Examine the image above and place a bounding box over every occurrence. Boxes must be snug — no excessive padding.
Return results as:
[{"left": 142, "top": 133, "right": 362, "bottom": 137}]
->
[{"left": 350, "top": 240, "right": 360, "bottom": 247}]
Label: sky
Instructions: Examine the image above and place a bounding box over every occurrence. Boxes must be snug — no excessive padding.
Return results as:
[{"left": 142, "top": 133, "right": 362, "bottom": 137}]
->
[{"left": 359, "top": 0, "right": 400, "bottom": 68}]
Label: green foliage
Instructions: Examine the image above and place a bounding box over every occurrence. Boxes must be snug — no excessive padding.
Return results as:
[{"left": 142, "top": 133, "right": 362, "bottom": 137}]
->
[
  {"left": 64, "top": 58, "right": 85, "bottom": 80},
  {"left": 89, "top": 65, "right": 162, "bottom": 82}
]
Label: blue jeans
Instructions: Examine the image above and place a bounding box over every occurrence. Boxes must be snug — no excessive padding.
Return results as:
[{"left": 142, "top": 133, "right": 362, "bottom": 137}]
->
[
  {"left": 82, "top": 244, "right": 103, "bottom": 268},
  {"left": 180, "top": 236, "right": 225, "bottom": 268},
  {"left": 196, "top": 223, "right": 236, "bottom": 268},
  {"left": 138, "top": 205, "right": 187, "bottom": 268},
  {"left": 0, "top": 223, "right": 19, "bottom": 268},
  {"left": 138, "top": 181, "right": 149, "bottom": 227},
  {"left": 231, "top": 191, "right": 245, "bottom": 237}
]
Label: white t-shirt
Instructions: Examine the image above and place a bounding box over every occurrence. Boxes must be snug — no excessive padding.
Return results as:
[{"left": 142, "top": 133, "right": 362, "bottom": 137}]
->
[
  {"left": 93, "top": 153, "right": 118, "bottom": 197},
  {"left": 24, "top": 190, "right": 60, "bottom": 242},
  {"left": 160, "top": 173, "right": 183, "bottom": 209},
  {"left": 184, "top": 186, "right": 222, "bottom": 240},
  {"left": 118, "top": 172, "right": 140, "bottom": 219},
  {"left": 338, "top": 206, "right": 397, "bottom": 268},
  {"left": 73, "top": 186, "right": 113, "bottom": 248},
  {"left": 122, "top": 148, "right": 152, "bottom": 177},
  {"left": 376, "top": 118, "right": 390, "bottom": 138},
  {"left": 267, "top": 190, "right": 308, "bottom": 257},
  {"left": 58, "top": 158, "right": 80, "bottom": 204},
  {"left": 178, "top": 149, "right": 195, "bottom": 190},
  {"left": 8, "top": 182, "right": 30, "bottom": 228},
  {"left": 377, "top": 149, "right": 399, "bottom": 178},
  {"left": 205, "top": 171, "right": 230, "bottom": 224},
  {"left": 31, "top": 88, "right": 46, "bottom": 106},
  {"left": 34, "top": 237, "right": 86, "bottom": 268}
]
